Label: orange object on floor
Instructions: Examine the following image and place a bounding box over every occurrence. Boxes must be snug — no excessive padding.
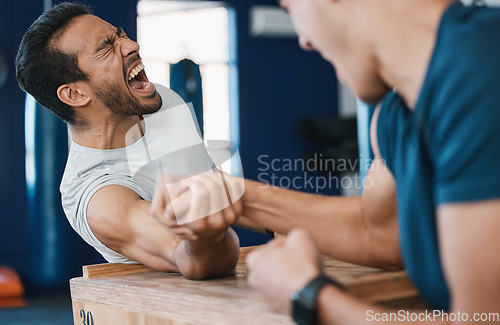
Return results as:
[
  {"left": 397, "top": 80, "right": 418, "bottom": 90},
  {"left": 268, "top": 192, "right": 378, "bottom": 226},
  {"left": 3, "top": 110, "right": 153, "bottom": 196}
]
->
[{"left": 0, "top": 266, "right": 26, "bottom": 308}]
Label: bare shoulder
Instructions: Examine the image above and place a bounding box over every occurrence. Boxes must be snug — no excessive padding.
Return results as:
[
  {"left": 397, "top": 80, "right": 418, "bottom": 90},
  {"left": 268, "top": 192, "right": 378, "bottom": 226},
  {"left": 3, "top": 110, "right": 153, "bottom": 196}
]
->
[
  {"left": 87, "top": 185, "right": 143, "bottom": 220},
  {"left": 86, "top": 185, "right": 148, "bottom": 248}
]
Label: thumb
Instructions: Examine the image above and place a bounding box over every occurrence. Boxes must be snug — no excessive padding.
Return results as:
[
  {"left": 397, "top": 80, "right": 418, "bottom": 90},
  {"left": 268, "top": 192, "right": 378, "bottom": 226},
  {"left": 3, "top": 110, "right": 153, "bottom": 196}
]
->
[{"left": 286, "top": 228, "right": 318, "bottom": 254}]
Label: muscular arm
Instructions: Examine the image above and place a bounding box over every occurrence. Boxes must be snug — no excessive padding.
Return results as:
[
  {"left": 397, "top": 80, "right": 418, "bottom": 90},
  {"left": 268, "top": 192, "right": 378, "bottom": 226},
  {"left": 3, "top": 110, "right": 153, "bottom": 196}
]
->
[
  {"left": 241, "top": 107, "right": 401, "bottom": 269},
  {"left": 312, "top": 199, "right": 500, "bottom": 325},
  {"left": 86, "top": 185, "right": 239, "bottom": 279},
  {"left": 248, "top": 200, "right": 500, "bottom": 325}
]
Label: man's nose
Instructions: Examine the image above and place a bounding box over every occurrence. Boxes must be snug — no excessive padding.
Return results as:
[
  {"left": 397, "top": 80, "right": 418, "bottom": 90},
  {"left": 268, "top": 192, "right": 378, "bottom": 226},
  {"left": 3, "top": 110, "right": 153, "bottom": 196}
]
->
[{"left": 120, "top": 38, "right": 140, "bottom": 57}]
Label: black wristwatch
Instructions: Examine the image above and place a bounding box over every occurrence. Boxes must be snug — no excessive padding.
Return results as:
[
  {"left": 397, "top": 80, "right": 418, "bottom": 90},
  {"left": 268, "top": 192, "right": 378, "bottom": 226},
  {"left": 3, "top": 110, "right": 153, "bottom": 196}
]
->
[{"left": 291, "top": 274, "right": 344, "bottom": 325}]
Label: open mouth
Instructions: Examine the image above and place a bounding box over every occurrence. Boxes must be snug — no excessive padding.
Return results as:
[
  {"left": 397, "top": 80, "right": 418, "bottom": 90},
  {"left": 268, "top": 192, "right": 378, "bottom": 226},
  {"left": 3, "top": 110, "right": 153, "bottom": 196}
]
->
[{"left": 127, "top": 62, "right": 154, "bottom": 93}]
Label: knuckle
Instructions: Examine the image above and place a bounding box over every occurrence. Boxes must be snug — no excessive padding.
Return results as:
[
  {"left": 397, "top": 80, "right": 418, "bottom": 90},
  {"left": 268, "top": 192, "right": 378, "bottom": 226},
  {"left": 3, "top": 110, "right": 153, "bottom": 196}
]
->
[
  {"left": 211, "top": 217, "right": 225, "bottom": 229},
  {"left": 190, "top": 221, "right": 205, "bottom": 233},
  {"left": 246, "top": 250, "right": 257, "bottom": 267}
]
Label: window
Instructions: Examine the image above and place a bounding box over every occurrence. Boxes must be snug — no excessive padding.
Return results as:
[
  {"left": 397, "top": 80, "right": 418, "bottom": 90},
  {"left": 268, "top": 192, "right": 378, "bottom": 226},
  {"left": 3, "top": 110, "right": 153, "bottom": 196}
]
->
[{"left": 137, "top": 1, "right": 238, "bottom": 175}]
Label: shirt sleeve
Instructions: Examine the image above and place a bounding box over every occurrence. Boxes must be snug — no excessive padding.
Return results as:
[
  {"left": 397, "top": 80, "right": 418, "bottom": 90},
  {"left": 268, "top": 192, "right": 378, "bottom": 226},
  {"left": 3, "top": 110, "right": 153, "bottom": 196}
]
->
[{"left": 432, "top": 26, "right": 500, "bottom": 204}]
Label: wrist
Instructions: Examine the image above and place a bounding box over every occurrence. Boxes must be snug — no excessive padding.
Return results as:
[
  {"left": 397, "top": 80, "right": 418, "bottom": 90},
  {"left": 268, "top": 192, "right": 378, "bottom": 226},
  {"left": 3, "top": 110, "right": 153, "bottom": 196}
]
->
[
  {"left": 291, "top": 274, "right": 344, "bottom": 325},
  {"left": 315, "top": 284, "right": 343, "bottom": 325},
  {"left": 241, "top": 179, "right": 278, "bottom": 227},
  {"left": 187, "top": 228, "right": 227, "bottom": 245},
  {"left": 174, "top": 229, "right": 237, "bottom": 279},
  {"left": 241, "top": 179, "right": 258, "bottom": 212}
]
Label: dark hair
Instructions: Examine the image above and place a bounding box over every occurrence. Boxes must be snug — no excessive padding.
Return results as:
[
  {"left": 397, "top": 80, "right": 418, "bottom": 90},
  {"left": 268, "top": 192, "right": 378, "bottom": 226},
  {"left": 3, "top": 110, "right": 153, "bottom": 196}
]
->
[{"left": 16, "top": 2, "right": 91, "bottom": 124}]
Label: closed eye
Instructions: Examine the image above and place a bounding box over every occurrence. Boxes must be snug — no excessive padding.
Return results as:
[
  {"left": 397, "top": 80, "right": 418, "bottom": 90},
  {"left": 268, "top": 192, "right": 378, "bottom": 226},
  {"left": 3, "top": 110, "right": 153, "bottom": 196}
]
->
[
  {"left": 96, "top": 37, "right": 117, "bottom": 58},
  {"left": 96, "top": 27, "right": 127, "bottom": 58}
]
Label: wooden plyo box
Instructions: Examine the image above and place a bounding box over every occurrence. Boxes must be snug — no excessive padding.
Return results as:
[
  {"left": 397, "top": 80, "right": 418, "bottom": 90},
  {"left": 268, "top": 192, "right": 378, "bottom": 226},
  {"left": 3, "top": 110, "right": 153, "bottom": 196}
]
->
[{"left": 70, "top": 247, "right": 424, "bottom": 325}]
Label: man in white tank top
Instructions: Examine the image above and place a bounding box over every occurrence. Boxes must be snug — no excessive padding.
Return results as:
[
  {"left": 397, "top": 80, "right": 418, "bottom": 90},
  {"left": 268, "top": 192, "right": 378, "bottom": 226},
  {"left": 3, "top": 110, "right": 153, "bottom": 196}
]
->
[{"left": 16, "top": 3, "right": 240, "bottom": 279}]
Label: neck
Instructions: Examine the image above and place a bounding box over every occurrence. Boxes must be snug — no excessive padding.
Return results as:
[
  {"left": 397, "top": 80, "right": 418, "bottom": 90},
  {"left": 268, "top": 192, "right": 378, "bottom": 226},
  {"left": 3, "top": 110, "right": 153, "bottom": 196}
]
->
[
  {"left": 69, "top": 113, "right": 143, "bottom": 150},
  {"left": 366, "top": 0, "right": 455, "bottom": 109}
]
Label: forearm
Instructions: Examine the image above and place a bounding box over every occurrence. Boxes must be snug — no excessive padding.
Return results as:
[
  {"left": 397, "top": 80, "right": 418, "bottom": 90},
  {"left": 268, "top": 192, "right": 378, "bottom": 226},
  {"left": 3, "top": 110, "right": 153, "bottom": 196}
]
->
[
  {"left": 317, "top": 285, "right": 456, "bottom": 325},
  {"left": 173, "top": 227, "right": 240, "bottom": 280},
  {"left": 242, "top": 179, "right": 400, "bottom": 268}
]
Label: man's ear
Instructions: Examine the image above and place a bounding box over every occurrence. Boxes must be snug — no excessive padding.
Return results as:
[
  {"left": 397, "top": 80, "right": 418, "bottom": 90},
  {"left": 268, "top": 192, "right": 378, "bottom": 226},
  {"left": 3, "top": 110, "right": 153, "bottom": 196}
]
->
[{"left": 57, "top": 83, "right": 91, "bottom": 107}]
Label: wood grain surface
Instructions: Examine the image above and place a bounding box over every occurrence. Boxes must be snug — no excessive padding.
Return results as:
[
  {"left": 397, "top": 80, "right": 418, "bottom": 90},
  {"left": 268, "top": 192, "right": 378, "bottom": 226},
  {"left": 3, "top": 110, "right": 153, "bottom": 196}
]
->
[
  {"left": 70, "top": 246, "right": 424, "bottom": 325},
  {"left": 83, "top": 263, "right": 153, "bottom": 278}
]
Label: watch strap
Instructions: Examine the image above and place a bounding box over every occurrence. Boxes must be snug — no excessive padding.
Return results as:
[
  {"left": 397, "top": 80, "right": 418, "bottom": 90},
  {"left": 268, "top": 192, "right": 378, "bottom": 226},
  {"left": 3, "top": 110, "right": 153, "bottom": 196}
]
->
[
  {"left": 291, "top": 274, "right": 344, "bottom": 325},
  {"left": 301, "top": 274, "right": 343, "bottom": 302}
]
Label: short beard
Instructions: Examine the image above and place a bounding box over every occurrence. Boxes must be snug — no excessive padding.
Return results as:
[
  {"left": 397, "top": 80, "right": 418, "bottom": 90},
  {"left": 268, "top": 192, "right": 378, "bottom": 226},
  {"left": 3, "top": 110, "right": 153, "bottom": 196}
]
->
[{"left": 90, "top": 80, "right": 162, "bottom": 116}]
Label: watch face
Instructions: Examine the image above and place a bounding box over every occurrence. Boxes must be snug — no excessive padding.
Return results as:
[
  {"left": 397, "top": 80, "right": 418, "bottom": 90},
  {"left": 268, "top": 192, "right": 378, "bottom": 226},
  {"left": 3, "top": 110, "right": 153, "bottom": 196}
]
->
[{"left": 292, "top": 291, "right": 316, "bottom": 325}]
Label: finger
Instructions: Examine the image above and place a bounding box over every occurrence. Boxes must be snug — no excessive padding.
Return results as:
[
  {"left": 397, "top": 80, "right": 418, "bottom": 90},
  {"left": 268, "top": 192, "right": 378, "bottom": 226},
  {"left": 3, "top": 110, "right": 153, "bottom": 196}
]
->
[
  {"left": 185, "top": 178, "right": 211, "bottom": 231},
  {"left": 285, "top": 228, "right": 322, "bottom": 265},
  {"left": 211, "top": 203, "right": 237, "bottom": 231},
  {"left": 150, "top": 177, "right": 167, "bottom": 217},
  {"left": 162, "top": 173, "right": 186, "bottom": 186},
  {"left": 246, "top": 250, "right": 259, "bottom": 271},
  {"left": 217, "top": 171, "right": 245, "bottom": 226},
  {"left": 215, "top": 170, "right": 239, "bottom": 227},
  {"left": 199, "top": 172, "right": 231, "bottom": 221},
  {"left": 175, "top": 234, "right": 199, "bottom": 241},
  {"left": 174, "top": 171, "right": 235, "bottom": 232},
  {"left": 182, "top": 175, "right": 212, "bottom": 224},
  {"left": 167, "top": 189, "right": 192, "bottom": 224},
  {"left": 286, "top": 228, "right": 312, "bottom": 246},
  {"left": 205, "top": 181, "right": 230, "bottom": 231},
  {"left": 195, "top": 173, "right": 232, "bottom": 231},
  {"left": 150, "top": 174, "right": 187, "bottom": 219},
  {"left": 171, "top": 227, "right": 198, "bottom": 241},
  {"left": 164, "top": 177, "right": 189, "bottom": 199},
  {"left": 163, "top": 180, "right": 189, "bottom": 219},
  {"left": 246, "top": 267, "right": 258, "bottom": 290}
]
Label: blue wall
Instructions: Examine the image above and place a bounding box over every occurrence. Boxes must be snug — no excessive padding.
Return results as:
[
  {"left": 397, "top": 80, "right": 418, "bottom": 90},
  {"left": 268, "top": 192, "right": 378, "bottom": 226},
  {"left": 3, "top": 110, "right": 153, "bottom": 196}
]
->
[
  {"left": 0, "top": 0, "right": 339, "bottom": 280},
  {"left": 229, "top": 1, "right": 339, "bottom": 245},
  {"left": 0, "top": 0, "right": 34, "bottom": 281},
  {"left": 0, "top": 0, "right": 138, "bottom": 288},
  {"left": 233, "top": 1, "right": 338, "bottom": 183}
]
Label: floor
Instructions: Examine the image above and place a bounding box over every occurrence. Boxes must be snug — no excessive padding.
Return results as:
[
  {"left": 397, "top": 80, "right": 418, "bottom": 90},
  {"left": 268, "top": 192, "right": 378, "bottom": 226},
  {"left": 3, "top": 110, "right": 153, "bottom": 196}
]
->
[{"left": 0, "top": 289, "right": 73, "bottom": 325}]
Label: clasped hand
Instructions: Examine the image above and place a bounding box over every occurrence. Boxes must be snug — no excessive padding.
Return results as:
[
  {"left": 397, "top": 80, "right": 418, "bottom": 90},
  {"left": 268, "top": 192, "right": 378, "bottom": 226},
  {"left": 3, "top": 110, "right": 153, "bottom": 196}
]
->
[{"left": 150, "top": 169, "right": 244, "bottom": 242}]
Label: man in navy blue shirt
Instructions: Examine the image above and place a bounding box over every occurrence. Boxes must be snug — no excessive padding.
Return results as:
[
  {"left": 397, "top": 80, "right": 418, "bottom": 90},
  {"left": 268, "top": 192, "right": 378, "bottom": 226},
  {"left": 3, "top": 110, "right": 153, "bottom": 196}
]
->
[{"left": 154, "top": 0, "right": 500, "bottom": 323}]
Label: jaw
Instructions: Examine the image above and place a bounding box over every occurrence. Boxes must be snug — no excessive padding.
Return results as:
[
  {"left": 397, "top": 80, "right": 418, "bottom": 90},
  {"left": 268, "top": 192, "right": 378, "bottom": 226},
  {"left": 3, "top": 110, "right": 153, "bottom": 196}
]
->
[{"left": 127, "top": 82, "right": 162, "bottom": 112}]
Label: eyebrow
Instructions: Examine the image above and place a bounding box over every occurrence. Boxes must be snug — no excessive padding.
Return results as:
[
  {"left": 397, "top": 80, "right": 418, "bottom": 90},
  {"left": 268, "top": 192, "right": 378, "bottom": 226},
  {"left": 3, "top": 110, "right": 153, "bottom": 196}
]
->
[{"left": 96, "top": 27, "right": 125, "bottom": 52}]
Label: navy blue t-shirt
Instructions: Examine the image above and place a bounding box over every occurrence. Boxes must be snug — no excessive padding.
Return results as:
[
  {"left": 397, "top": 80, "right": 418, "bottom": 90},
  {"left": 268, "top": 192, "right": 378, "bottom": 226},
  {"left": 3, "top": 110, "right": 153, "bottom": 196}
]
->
[{"left": 377, "top": 1, "right": 500, "bottom": 310}]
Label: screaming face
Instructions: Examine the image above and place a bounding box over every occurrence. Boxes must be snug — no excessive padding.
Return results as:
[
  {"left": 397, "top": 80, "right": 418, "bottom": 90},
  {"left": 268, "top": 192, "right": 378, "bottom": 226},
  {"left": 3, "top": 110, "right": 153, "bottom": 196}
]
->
[
  {"left": 91, "top": 52, "right": 162, "bottom": 116},
  {"left": 58, "top": 14, "right": 162, "bottom": 117}
]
